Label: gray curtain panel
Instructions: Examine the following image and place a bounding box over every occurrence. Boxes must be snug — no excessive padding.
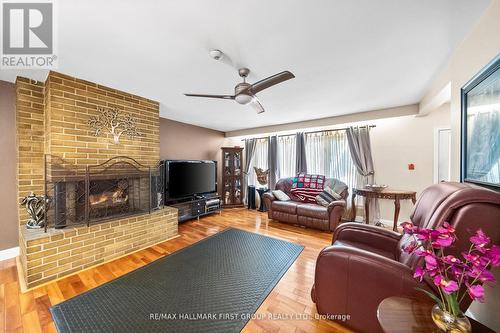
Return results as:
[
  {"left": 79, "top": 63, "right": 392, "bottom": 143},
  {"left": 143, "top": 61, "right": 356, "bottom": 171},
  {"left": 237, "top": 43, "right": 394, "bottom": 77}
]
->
[
  {"left": 295, "top": 132, "right": 307, "bottom": 174},
  {"left": 346, "top": 126, "right": 380, "bottom": 223},
  {"left": 243, "top": 139, "right": 257, "bottom": 204},
  {"left": 268, "top": 136, "right": 279, "bottom": 190}
]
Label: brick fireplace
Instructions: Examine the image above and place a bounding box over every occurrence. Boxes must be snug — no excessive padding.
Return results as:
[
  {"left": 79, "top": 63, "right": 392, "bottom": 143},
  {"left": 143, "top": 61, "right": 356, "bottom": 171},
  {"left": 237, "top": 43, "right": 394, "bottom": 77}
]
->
[{"left": 16, "top": 71, "right": 178, "bottom": 289}]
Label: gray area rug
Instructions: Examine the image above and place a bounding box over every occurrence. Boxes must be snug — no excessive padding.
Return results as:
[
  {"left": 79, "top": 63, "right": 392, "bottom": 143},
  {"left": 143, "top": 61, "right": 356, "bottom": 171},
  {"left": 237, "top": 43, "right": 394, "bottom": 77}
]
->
[{"left": 50, "top": 228, "right": 304, "bottom": 332}]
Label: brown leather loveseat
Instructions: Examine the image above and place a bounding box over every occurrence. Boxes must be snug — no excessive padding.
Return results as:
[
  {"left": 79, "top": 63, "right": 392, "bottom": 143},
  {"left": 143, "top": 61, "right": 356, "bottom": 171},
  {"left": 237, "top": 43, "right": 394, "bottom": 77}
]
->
[
  {"left": 263, "top": 177, "right": 348, "bottom": 231},
  {"left": 311, "top": 182, "right": 500, "bottom": 333}
]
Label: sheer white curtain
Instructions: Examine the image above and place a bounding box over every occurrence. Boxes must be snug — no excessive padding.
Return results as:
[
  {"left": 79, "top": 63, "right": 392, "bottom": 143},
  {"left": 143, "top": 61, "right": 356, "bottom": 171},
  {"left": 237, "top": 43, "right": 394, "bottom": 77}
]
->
[
  {"left": 248, "top": 138, "right": 268, "bottom": 186},
  {"left": 277, "top": 135, "right": 296, "bottom": 178},
  {"left": 305, "top": 131, "right": 359, "bottom": 217}
]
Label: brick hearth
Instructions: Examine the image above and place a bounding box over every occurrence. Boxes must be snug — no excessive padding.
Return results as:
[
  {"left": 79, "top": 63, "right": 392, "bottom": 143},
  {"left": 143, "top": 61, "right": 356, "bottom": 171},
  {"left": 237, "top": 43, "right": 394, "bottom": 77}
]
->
[{"left": 19, "top": 208, "right": 177, "bottom": 288}]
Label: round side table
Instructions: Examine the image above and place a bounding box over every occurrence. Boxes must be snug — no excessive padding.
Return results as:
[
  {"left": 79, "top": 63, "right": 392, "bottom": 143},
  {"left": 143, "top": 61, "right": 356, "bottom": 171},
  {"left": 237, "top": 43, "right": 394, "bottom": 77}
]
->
[{"left": 377, "top": 296, "right": 494, "bottom": 333}]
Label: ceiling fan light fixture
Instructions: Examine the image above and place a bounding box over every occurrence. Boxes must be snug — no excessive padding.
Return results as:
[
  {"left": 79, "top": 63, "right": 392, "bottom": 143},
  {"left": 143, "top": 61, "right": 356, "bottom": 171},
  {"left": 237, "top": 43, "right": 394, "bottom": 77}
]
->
[
  {"left": 184, "top": 67, "right": 294, "bottom": 116},
  {"left": 235, "top": 94, "right": 253, "bottom": 105}
]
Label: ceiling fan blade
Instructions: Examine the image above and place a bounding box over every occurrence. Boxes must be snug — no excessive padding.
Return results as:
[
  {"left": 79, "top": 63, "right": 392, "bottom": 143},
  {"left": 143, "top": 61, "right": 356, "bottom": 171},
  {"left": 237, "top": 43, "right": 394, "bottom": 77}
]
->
[
  {"left": 251, "top": 98, "right": 265, "bottom": 114},
  {"left": 184, "top": 93, "right": 235, "bottom": 100},
  {"left": 248, "top": 71, "right": 295, "bottom": 94}
]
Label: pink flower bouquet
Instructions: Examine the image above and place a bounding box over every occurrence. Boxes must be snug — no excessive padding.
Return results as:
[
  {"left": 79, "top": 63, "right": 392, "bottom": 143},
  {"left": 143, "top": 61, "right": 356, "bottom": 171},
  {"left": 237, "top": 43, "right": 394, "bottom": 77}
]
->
[{"left": 400, "top": 221, "right": 499, "bottom": 316}]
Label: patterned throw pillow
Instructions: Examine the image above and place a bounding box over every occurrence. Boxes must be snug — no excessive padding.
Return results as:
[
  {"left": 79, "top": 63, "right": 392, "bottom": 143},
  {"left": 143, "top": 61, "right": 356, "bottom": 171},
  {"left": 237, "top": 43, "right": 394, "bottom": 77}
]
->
[
  {"left": 272, "top": 190, "right": 291, "bottom": 201},
  {"left": 316, "top": 186, "right": 342, "bottom": 207},
  {"left": 290, "top": 173, "right": 326, "bottom": 203}
]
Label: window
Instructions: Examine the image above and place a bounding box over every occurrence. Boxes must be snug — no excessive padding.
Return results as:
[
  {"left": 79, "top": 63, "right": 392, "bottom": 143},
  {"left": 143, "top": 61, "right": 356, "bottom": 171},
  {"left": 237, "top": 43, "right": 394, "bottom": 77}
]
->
[
  {"left": 277, "top": 135, "right": 296, "bottom": 178},
  {"left": 248, "top": 138, "right": 268, "bottom": 186},
  {"left": 246, "top": 131, "right": 359, "bottom": 200},
  {"left": 305, "top": 130, "right": 359, "bottom": 201}
]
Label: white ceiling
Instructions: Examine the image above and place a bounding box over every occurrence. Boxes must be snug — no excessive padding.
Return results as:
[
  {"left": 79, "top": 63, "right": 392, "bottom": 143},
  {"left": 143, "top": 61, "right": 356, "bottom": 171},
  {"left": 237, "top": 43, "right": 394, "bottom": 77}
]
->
[{"left": 0, "top": 0, "right": 491, "bottom": 132}]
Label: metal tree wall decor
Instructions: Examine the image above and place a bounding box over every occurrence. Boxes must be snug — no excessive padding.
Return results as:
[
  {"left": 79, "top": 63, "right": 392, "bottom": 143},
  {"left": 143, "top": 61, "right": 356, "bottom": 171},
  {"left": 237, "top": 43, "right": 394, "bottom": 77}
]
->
[{"left": 88, "top": 107, "right": 143, "bottom": 144}]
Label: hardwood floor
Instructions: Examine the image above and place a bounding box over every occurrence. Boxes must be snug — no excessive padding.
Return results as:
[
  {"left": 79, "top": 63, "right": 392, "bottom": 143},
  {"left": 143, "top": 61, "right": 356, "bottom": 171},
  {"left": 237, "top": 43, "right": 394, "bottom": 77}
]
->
[{"left": 1, "top": 208, "right": 352, "bottom": 333}]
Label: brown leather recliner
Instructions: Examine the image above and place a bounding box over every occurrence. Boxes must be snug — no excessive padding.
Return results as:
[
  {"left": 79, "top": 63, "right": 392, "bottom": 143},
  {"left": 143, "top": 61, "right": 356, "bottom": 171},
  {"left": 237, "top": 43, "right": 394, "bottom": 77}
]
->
[
  {"left": 311, "top": 182, "right": 500, "bottom": 333},
  {"left": 262, "top": 177, "right": 348, "bottom": 232}
]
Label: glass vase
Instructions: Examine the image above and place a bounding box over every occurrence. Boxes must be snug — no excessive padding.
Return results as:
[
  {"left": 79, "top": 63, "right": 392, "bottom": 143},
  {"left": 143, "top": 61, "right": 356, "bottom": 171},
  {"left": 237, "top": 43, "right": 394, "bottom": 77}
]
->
[{"left": 431, "top": 304, "right": 471, "bottom": 333}]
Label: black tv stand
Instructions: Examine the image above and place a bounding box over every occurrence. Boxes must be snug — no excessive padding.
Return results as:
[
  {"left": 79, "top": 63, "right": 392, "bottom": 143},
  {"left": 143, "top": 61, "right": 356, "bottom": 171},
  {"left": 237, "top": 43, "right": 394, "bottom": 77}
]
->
[{"left": 165, "top": 193, "right": 221, "bottom": 222}]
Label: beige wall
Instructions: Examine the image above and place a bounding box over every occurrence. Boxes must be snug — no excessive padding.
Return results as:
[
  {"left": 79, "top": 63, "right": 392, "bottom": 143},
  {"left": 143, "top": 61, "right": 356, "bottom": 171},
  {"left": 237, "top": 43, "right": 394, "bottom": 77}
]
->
[
  {"left": 0, "top": 81, "right": 18, "bottom": 250},
  {"left": 226, "top": 104, "right": 418, "bottom": 138},
  {"left": 420, "top": 0, "right": 500, "bottom": 181},
  {"left": 370, "top": 104, "right": 450, "bottom": 222},
  {"left": 160, "top": 118, "right": 226, "bottom": 195}
]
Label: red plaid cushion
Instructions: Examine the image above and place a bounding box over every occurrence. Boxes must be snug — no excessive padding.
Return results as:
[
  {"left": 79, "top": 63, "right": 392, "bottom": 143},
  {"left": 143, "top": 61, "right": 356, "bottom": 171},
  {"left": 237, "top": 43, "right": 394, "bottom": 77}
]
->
[{"left": 290, "top": 173, "right": 325, "bottom": 203}]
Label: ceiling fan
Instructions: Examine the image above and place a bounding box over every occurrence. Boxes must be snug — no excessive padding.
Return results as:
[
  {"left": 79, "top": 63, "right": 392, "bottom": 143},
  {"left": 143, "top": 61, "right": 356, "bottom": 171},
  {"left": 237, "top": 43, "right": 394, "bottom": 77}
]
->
[{"left": 184, "top": 68, "right": 295, "bottom": 114}]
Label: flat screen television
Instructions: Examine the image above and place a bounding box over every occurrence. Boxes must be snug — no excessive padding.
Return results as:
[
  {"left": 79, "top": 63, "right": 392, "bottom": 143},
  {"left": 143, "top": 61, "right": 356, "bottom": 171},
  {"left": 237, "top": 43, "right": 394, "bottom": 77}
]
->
[{"left": 164, "top": 160, "right": 217, "bottom": 199}]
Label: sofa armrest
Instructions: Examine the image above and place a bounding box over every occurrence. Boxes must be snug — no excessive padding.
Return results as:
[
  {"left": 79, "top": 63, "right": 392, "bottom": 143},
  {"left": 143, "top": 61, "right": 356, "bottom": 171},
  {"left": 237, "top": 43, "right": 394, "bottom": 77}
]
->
[
  {"left": 332, "top": 222, "right": 401, "bottom": 252},
  {"left": 262, "top": 192, "right": 275, "bottom": 218},
  {"left": 312, "top": 244, "right": 432, "bottom": 332},
  {"left": 262, "top": 192, "right": 275, "bottom": 203},
  {"left": 327, "top": 200, "right": 346, "bottom": 231},
  {"left": 327, "top": 199, "right": 346, "bottom": 212}
]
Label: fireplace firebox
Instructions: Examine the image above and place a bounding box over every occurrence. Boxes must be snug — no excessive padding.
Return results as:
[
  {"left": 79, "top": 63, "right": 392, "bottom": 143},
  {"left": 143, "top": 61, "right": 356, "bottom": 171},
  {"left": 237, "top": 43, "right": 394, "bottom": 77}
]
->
[{"left": 44, "top": 156, "right": 164, "bottom": 231}]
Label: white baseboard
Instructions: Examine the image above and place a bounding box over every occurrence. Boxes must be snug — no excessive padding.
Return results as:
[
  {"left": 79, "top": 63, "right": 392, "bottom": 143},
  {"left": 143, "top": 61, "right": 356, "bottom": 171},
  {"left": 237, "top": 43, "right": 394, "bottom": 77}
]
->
[{"left": 0, "top": 246, "right": 19, "bottom": 261}]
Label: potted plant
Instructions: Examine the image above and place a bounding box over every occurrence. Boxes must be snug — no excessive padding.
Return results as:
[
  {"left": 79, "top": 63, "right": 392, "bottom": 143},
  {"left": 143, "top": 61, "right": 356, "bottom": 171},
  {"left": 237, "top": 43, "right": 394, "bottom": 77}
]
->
[{"left": 400, "top": 221, "right": 499, "bottom": 333}]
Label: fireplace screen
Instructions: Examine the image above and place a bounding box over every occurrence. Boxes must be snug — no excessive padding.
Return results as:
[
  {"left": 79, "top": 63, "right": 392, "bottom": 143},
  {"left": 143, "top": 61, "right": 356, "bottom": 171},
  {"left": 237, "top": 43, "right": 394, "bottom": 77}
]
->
[{"left": 44, "top": 156, "right": 164, "bottom": 231}]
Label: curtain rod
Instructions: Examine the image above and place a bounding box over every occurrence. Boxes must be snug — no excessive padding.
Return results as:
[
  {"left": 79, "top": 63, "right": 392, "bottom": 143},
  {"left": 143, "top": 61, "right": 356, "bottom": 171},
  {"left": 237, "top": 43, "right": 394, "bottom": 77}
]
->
[{"left": 240, "top": 125, "right": 376, "bottom": 141}]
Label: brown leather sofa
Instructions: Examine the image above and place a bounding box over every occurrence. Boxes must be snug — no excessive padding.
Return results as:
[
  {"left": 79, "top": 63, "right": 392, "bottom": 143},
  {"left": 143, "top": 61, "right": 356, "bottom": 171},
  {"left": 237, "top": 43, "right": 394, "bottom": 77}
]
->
[
  {"left": 262, "top": 177, "right": 348, "bottom": 231},
  {"left": 311, "top": 182, "right": 500, "bottom": 333}
]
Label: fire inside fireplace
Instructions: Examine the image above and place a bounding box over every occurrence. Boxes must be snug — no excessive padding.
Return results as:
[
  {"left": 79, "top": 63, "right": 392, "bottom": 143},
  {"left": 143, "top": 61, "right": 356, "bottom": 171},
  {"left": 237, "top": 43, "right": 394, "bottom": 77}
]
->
[
  {"left": 88, "top": 179, "right": 130, "bottom": 217},
  {"left": 44, "top": 156, "right": 164, "bottom": 230},
  {"left": 89, "top": 179, "right": 129, "bottom": 207}
]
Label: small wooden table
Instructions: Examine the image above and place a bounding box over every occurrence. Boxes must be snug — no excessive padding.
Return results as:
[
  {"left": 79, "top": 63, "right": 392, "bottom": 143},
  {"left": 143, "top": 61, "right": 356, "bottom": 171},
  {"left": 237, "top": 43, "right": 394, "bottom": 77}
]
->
[
  {"left": 351, "top": 188, "right": 416, "bottom": 231},
  {"left": 377, "top": 296, "right": 494, "bottom": 333}
]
